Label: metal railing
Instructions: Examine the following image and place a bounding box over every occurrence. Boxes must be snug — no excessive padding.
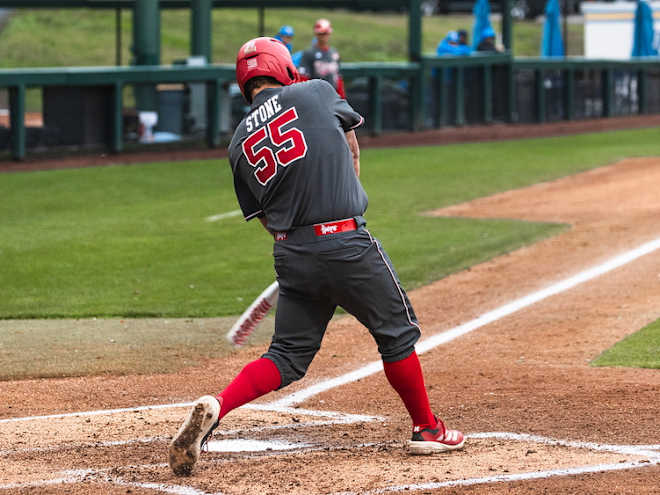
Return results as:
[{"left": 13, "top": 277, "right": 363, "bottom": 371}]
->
[
  {"left": 1, "top": 55, "right": 659, "bottom": 160},
  {"left": 512, "top": 58, "right": 660, "bottom": 123},
  {"left": 1, "top": 64, "right": 234, "bottom": 160}
]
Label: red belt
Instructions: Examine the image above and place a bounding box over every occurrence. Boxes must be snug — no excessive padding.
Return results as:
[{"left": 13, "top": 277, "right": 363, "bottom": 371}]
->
[
  {"left": 313, "top": 218, "right": 357, "bottom": 236},
  {"left": 274, "top": 218, "right": 357, "bottom": 241}
]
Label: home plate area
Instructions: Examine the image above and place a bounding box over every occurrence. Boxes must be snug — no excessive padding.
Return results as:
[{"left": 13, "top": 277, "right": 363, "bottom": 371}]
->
[{"left": 1, "top": 403, "right": 658, "bottom": 494}]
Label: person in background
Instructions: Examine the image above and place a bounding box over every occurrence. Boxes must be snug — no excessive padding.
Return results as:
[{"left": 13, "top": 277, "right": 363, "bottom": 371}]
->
[
  {"left": 433, "top": 29, "right": 471, "bottom": 125},
  {"left": 476, "top": 26, "right": 500, "bottom": 53},
  {"left": 274, "top": 25, "right": 295, "bottom": 53},
  {"left": 436, "top": 30, "right": 472, "bottom": 56},
  {"left": 298, "top": 18, "right": 346, "bottom": 98},
  {"left": 457, "top": 29, "right": 470, "bottom": 49}
]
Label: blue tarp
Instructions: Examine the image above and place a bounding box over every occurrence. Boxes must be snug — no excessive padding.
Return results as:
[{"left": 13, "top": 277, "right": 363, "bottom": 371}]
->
[
  {"left": 632, "top": 0, "right": 659, "bottom": 57},
  {"left": 472, "top": 0, "right": 493, "bottom": 50},
  {"left": 437, "top": 31, "right": 471, "bottom": 56},
  {"left": 541, "top": 0, "right": 564, "bottom": 57}
]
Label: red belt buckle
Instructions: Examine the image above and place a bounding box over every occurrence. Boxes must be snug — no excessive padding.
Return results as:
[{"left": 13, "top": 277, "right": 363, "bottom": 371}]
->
[{"left": 314, "top": 218, "right": 357, "bottom": 236}]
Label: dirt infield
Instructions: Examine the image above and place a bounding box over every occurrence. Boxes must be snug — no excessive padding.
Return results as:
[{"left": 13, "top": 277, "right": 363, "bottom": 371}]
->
[{"left": 1, "top": 155, "right": 659, "bottom": 493}]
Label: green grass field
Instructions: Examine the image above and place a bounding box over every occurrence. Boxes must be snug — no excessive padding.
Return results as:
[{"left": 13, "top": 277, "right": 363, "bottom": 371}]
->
[
  {"left": 2, "top": 128, "right": 660, "bottom": 377},
  {"left": 0, "top": 9, "right": 583, "bottom": 70},
  {"left": 2, "top": 127, "right": 660, "bottom": 320},
  {"left": 592, "top": 319, "right": 660, "bottom": 369}
]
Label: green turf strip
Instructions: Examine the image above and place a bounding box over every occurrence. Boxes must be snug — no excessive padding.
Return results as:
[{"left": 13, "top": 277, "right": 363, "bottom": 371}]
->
[
  {"left": 592, "top": 319, "right": 660, "bottom": 369},
  {"left": 0, "top": 9, "right": 583, "bottom": 69},
  {"left": 0, "top": 9, "right": 584, "bottom": 111},
  {"left": 2, "top": 128, "right": 660, "bottom": 319},
  {"left": 0, "top": 317, "right": 275, "bottom": 380}
]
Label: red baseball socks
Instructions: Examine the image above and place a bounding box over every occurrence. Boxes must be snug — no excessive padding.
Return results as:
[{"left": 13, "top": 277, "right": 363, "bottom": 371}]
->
[
  {"left": 383, "top": 351, "right": 436, "bottom": 429},
  {"left": 216, "top": 357, "right": 282, "bottom": 420}
]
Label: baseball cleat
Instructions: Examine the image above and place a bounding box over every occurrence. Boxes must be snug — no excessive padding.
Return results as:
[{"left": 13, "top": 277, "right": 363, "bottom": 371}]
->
[
  {"left": 168, "top": 395, "right": 221, "bottom": 476},
  {"left": 407, "top": 417, "right": 465, "bottom": 455}
]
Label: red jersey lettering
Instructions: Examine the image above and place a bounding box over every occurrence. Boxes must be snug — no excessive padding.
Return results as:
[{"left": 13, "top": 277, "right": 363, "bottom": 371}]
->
[
  {"left": 241, "top": 106, "right": 307, "bottom": 185},
  {"left": 242, "top": 126, "right": 277, "bottom": 185}
]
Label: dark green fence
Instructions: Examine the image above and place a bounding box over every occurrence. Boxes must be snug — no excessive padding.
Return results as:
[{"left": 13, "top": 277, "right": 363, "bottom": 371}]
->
[
  {"left": 0, "top": 65, "right": 234, "bottom": 160},
  {"left": 1, "top": 56, "right": 659, "bottom": 160},
  {"left": 421, "top": 53, "right": 513, "bottom": 127},
  {"left": 341, "top": 62, "right": 420, "bottom": 135},
  {"left": 512, "top": 58, "right": 660, "bottom": 123}
]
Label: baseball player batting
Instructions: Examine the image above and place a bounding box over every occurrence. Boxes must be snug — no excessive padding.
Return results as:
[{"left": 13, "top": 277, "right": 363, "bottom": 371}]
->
[{"left": 168, "top": 37, "right": 464, "bottom": 476}]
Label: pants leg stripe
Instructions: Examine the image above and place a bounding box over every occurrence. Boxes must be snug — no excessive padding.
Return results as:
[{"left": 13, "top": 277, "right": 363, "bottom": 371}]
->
[{"left": 365, "top": 229, "right": 421, "bottom": 332}]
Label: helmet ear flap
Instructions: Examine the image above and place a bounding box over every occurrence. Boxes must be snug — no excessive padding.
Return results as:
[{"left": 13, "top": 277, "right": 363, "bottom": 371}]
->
[{"left": 286, "top": 67, "right": 294, "bottom": 81}]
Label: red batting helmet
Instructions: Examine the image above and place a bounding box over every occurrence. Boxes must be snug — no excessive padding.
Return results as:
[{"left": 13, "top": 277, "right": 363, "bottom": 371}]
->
[
  {"left": 314, "top": 18, "right": 332, "bottom": 34},
  {"left": 235, "top": 37, "right": 299, "bottom": 102}
]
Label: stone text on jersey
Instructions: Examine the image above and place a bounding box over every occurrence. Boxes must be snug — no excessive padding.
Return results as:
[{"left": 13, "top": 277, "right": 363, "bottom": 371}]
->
[{"left": 245, "top": 95, "right": 283, "bottom": 133}]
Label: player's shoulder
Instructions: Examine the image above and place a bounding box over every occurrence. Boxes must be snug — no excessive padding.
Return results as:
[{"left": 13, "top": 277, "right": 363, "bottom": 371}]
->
[
  {"left": 278, "top": 79, "right": 329, "bottom": 99},
  {"left": 292, "top": 78, "right": 335, "bottom": 96}
]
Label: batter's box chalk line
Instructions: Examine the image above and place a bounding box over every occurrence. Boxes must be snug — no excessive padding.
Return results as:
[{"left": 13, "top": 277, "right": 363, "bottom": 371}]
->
[
  {"left": 1, "top": 431, "right": 658, "bottom": 495},
  {"left": 0, "top": 404, "right": 384, "bottom": 456},
  {"left": 328, "top": 432, "right": 660, "bottom": 495},
  {"left": 3, "top": 237, "right": 660, "bottom": 493},
  {"left": 0, "top": 402, "right": 381, "bottom": 425}
]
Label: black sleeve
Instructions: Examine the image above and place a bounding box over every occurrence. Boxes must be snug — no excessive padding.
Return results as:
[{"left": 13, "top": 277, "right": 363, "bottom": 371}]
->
[
  {"left": 233, "top": 170, "right": 263, "bottom": 221},
  {"left": 334, "top": 95, "right": 363, "bottom": 132},
  {"left": 315, "top": 80, "right": 363, "bottom": 131}
]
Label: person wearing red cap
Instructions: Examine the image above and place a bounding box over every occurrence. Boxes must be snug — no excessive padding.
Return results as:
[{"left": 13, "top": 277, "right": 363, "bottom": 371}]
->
[
  {"left": 298, "top": 18, "right": 345, "bottom": 98},
  {"left": 167, "top": 36, "right": 464, "bottom": 478}
]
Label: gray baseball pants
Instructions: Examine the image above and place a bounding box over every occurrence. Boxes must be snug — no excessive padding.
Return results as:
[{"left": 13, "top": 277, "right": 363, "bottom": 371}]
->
[{"left": 263, "top": 217, "right": 421, "bottom": 388}]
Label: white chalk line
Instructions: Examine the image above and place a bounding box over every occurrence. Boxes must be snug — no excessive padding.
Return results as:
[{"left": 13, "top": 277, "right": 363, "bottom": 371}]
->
[
  {"left": 205, "top": 209, "right": 241, "bottom": 222},
  {"left": 74, "top": 443, "right": 388, "bottom": 495},
  {"left": 2, "top": 432, "right": 657, "bottom": 494},
  {"left": 0, "top": 476, "right": 87, "bottom": 492},
  {"left": 5, "top": 237, "right": 660, "bottom": 424},
  {"left": 635, "top": 444, "right": 660, "bottom": 451},
  {"left": 0, "top": 435, "right": 168, "bottom": 456},
  {"left": 0, "top": 469, "right": 94, "bottom": 492},
  {"left": 109, "top": 477, "right": 225, "bottom": 495},
  {"left": 0, "top": 402, "right": 379, "bottom": 425},
  {"left": 1, "top": 414, "right": 383, "bottom": 456},
  {"left": 270, "top": 236, "right": 660, "bottom": 408},
  {"left": 0, "top": 442, "right": 386, "bottom": 493},
  {"left": 0, "top": 401, "right": 195, "bottom": 424},
  {"left": 469, "top": 432, "right": 660, "bottom": 459},
  {"left": 328, "top": 432, "right": 660, "bottom": 495},
  {"left": 1, "top": 470, "right": 223, "bottom": 495},
  {"left": 330, "top": 460, "right": 659, "bottom": 495},
  {"left": 3, "top": 237, "right": 660, "bottom": 492}
]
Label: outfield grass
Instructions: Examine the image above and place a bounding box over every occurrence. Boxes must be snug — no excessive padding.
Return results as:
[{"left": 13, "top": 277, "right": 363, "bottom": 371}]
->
[
  {"left": 2, "top": 128, "right": 660, "bottom": 320},
  {"left": 592, "top": 319, "right": 660, "bottom": 369},
  {"left": 0, "top": 9, "right": 583, "bottom": 70},
  {"left": 0, "top": 9, "right": 583, "bottom": 111}
]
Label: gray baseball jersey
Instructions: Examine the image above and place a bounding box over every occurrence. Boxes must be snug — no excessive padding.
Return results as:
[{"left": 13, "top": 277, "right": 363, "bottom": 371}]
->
[
  {"left": 229, "top": 79, "right": 366, "bottom": 232},
  {"left": 298, "top": 46, "right": 341, "bottom": 89},
  {"left": 228, "top": 78, "right": 420, "bottom": 389}
]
